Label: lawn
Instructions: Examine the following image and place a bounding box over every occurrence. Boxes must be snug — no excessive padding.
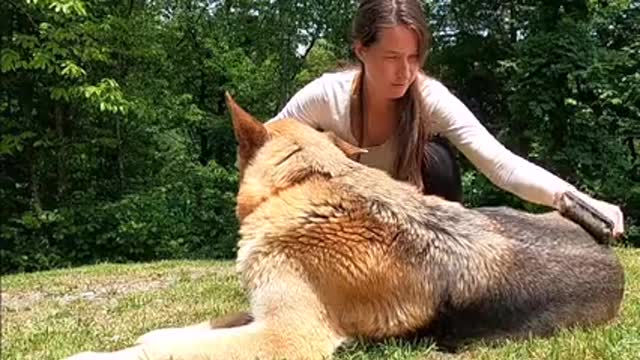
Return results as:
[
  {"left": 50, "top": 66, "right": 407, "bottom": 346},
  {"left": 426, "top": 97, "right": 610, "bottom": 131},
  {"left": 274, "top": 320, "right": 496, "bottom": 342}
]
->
[{"left": 3, "top": 248, "right": 639, "bottom": 360}]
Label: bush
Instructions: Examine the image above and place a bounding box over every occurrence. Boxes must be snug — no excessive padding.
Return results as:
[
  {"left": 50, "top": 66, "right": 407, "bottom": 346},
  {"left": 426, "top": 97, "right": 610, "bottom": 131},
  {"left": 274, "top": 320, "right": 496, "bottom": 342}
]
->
[{"left": 1, "top": 161, "right": 239, "bottom": 274}]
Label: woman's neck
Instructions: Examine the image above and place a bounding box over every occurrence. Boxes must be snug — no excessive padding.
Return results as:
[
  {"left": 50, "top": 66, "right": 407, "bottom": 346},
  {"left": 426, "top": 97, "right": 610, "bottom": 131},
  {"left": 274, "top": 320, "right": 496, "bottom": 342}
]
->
[{"left": 362, "top": 79, "right": 400, "bottom": 147}]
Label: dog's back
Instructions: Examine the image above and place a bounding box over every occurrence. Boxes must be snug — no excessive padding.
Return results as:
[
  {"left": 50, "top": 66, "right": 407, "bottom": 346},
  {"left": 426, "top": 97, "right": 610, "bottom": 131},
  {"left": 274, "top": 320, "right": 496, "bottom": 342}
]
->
[
  {"left": 415, "top": 206, "right": 624, "bottom": 348},
  {"left": 321, "top": 165, "right": 625, "bottom": 348}
]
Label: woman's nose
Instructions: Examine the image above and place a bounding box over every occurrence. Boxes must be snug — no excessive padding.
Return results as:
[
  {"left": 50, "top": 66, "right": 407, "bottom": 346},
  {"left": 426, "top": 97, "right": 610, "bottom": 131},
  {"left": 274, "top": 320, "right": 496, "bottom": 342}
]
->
[{"left": 398, "top": 58, "right": 411, "bottom": 79}]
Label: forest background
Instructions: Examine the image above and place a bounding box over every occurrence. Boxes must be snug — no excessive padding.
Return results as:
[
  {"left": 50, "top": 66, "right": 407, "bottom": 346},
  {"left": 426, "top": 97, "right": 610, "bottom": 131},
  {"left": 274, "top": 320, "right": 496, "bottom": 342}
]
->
[{"left": 2, "top": 0, "right": 639, "bottom": 274}]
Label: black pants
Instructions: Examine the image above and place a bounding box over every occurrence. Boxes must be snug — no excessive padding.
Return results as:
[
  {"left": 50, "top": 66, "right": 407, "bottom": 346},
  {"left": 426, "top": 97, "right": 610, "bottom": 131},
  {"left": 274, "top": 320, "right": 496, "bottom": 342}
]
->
[{"left": 421, "top": 136, "right": 463, "bottom": 203}]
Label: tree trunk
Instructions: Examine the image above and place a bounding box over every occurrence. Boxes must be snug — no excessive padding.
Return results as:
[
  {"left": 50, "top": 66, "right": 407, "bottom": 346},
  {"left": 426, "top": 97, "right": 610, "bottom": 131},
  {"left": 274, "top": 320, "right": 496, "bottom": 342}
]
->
[
  {"left": 55, "top": 103, "right": 68, "bottom": 203},
  {"left": 28, "top": 146, "right": 42, "bottom": 213},
  {"left": 509, "top": 0, "right": 517, "bottom": 44},
  {"left": 116, "top": 116, "right": 124, "bottom": 192}
]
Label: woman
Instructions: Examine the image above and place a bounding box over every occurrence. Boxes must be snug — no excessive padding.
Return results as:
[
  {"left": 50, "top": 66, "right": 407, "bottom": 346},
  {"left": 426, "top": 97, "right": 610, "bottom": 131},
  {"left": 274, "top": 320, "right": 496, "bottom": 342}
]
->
[{"left": 266, "top": 0, "right": 624, "bottom": 237}]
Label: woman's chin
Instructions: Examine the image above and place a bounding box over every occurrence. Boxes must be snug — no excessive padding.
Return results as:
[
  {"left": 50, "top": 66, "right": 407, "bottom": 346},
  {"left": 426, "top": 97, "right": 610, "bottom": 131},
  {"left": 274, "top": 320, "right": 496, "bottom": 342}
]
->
[{"left": 388, "top": 85, "right": 408, "bottom": 99}]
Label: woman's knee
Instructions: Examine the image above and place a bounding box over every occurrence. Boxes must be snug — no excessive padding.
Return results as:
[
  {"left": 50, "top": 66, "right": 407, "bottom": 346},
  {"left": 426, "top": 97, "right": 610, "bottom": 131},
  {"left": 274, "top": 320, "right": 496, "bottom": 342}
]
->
[{"left": 422, "top": 136, "right": 463, "bottom": 203}]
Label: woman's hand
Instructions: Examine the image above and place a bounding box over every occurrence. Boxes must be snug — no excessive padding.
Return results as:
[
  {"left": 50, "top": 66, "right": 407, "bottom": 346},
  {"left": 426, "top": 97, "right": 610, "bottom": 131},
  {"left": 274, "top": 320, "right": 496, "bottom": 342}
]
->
[
  {"left": 586, "top": 195, "right": 625, "bottom": 238},
  {"left": 556, "top": 189, "right": 625, "bottom": 238}
]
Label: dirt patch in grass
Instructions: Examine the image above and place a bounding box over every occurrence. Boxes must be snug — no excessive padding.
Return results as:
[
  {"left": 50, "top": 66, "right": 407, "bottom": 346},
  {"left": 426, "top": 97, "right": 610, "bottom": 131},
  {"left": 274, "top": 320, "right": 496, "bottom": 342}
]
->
[
  {"left": 3, "top": 278, "right": 171, "bottom": 311},
  {"left": 2, "top": 263, "right": 236, "bottom": 312}
]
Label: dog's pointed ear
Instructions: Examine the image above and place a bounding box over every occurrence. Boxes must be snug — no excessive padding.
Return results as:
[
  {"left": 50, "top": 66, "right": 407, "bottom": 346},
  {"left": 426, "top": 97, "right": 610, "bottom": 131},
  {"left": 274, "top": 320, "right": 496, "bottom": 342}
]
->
[
  {"left": 326, "top": 132, "right": 368, "bottom": 158},
  {"left": 225, "top": 92, "right": 268, "bottom": 162}
]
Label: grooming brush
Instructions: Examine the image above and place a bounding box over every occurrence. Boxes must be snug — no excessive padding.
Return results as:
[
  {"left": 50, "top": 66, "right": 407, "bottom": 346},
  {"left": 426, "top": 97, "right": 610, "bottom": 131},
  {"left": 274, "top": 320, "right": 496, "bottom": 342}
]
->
[{"left": 557, "top": 191, "right": 616, "bottom": 245}]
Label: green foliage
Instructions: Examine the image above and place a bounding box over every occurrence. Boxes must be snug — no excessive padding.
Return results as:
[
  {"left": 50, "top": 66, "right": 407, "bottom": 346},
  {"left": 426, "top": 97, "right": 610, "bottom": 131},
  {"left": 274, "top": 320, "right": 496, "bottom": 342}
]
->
[
  {"left": 2, "top": 0, "right": 638, "bottom": 274},
  {"left": 1, "top": 161, "right": 238, "bottom": 274},
  {"left": 433, "top": 1, "right": 639, "bottom": 245},
  {"left": 1, "top": 0, "right": 250, "bottom": 274},
  {"left": 497, "top": 14, "right": 639, "bottom": 243},
  {"left": 293, "top": 39, "right": 341, "bottom": 89}
]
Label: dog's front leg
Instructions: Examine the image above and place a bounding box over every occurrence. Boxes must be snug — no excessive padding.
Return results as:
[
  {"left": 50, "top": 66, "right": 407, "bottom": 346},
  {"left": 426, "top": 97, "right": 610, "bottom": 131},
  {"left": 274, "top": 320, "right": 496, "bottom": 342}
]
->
[
  {"left": 134, "top": 311, "right": 254, "bottom": 345},
  {"left": 65, "top": 319, "right": 344, "bottom": 360},
  {"left": 63, "top": 345, "right": 145, "bottom": 360},
  {"left": 64, "top": 267, "right": 347, "bottom": 360}
]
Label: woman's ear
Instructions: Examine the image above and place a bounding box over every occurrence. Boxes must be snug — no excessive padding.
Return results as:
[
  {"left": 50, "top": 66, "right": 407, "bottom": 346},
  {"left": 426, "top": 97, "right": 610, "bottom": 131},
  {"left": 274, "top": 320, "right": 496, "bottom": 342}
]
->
[{"left": 353, "top": 40, "right": 367, "bottom": 62}]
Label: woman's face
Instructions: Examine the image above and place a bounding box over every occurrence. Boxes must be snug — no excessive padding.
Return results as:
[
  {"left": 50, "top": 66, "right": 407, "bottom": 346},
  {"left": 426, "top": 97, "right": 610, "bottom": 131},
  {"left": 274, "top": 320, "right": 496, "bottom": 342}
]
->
[{"left": 355, "top": 25, "right": 421, "bottom": 100}]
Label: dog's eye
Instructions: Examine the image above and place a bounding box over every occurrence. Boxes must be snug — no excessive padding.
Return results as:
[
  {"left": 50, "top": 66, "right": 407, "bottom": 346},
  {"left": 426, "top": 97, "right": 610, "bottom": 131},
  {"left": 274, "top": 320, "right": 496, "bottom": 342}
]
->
[{"left": 276, "top": 147, "right": 302, "bottom": 166}]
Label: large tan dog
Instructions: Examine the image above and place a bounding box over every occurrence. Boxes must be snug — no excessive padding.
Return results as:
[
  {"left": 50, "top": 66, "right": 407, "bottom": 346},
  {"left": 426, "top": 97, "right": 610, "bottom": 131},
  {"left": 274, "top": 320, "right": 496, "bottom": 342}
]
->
[{"left": 66, "top": 94, "right": 625, "bottom": 360}]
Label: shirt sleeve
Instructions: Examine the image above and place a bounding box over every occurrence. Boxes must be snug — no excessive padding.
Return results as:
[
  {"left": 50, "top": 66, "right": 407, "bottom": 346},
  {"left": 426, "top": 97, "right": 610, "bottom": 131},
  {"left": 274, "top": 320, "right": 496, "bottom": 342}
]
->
[{"left": 423, "top": 78, "right": 575, "bottom": 208}]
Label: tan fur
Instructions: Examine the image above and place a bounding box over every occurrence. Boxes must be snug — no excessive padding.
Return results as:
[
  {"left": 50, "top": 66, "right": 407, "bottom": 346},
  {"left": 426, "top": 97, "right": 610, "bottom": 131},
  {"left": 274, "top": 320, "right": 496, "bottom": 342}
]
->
[{"left": 64, "top": 94, "right": 624, "bottom": 360}]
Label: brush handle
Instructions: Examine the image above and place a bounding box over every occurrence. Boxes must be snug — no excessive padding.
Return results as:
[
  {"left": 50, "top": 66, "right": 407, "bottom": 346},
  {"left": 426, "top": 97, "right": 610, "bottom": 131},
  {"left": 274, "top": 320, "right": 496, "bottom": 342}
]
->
[{"left": 557, "top": 191, "right": 615, "bottom": 245}]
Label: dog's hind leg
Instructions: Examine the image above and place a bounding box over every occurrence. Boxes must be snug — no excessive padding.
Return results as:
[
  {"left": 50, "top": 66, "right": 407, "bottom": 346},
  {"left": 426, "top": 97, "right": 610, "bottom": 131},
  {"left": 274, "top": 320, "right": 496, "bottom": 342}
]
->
[{"left": 210, "top": 311, "right": 254, "bottom": 328}]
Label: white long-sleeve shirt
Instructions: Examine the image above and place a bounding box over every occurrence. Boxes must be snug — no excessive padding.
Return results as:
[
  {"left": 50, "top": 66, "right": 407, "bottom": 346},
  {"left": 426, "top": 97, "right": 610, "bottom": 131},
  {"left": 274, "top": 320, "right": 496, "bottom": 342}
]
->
[{"left": 267, "top": 69, "right": 574, "bottom": 208}]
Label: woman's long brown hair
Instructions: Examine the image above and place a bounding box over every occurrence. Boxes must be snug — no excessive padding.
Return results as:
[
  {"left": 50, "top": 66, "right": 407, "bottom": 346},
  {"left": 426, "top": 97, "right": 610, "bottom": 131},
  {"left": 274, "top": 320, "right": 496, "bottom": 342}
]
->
[{"left": 349, "top": 0, "right": 434, "bottom": 191}]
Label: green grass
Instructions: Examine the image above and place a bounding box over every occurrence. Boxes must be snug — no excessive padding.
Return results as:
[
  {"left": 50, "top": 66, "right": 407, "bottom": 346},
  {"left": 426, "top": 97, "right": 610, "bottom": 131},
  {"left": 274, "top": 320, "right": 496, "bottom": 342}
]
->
[{"left": 3, "top": 248, "right": 639, "bottom": 360}]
